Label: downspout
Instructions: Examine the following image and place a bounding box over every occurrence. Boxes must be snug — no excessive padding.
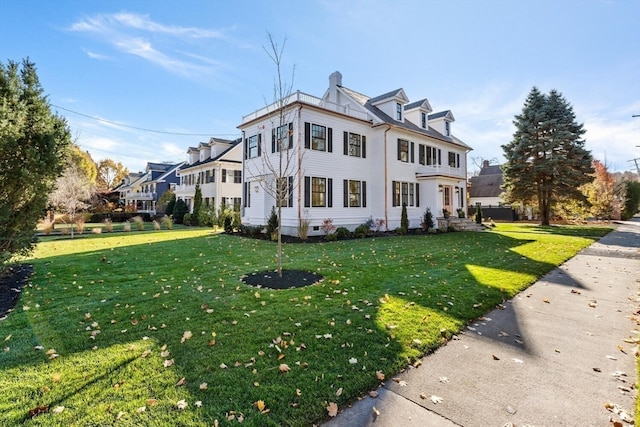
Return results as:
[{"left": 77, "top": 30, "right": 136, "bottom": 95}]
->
[
  {"left": 297, "top": 105, "right": 303, "bottom": 233},
  {"left": 241, "top": 130, "right": 246, "bottom": 219},
  {"left": 383, "top": 124, "right": 391, "bottom": 231}
]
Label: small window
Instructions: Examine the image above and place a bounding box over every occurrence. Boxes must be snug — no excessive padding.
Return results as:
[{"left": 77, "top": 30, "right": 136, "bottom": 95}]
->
[
  {"left": 349, "top": 180, "right": 361, "bottom": 207},
  {"left": 396, "top": 102, "right": 402, "bottom": 121},
  {"left": 234, "top": 170, "right": 242, "bottom": 184},
  {"left": 445, "top": 121, "right": 450, "bottom": 136},
  {"left": 421, "top": 112, "right": 427, "bottom": 129},
  {"left": 448, "top": 152, "right": 460, "bottom": 168},
  {"left": 349, "top": 133, "right": 361, "bottom": 157}
]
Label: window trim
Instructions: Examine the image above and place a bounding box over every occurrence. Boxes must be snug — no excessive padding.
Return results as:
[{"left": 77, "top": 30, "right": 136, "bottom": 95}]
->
[
  {"left": 343, "top": 132, "right": 367, "bottom": 158},
  {"left": 398, "top": 139, "right": 409, "bottom": 162}
]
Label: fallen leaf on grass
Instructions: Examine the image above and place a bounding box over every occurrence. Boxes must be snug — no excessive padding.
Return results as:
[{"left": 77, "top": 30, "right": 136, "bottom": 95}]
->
[
  {"left": 176, "top": 377, "right": 186, "bottom": 386},
  {"left": 163, "top": 359, "right": 174, "bottom": 368},
  {"left": 279, "top": 363, "right": 291, "bottom": 373},
  {"left": 327, "top": 402, "right": 338, "bottom": 417},
  {"left": 195, "top": 401, "right": 202, "bottom": 408},
  {"left": 349, "top": 357, "right": 358, "bottom": 364},
  {"left": 4, "top": 334, "right": 11, "bottom": 342},
  {"left": 336, "top": 387, "right": 343, "bottom": 396},
  {"left": 181, "top": 331, "right": 193, "bottom": 343},
  {"left": 376, "top": 371, "right": 385, "bottom": 381},
  {"left": 52, "top": 406, "right": 65, "bottom": 414},
  {"left": 176, "top": 400, "right": 188, "bottom": 410},
  {"left": 28, "top": 405, "right": 49, "bottom": 418},
  {"left": 199, "top": 382, "right": 208, "bottom": 390},
  {"left": 220, "top": 363, "right": 228, "bottom": 369},
  {"left": 136, "top": 406, "right": 146, "bottom": 413}
]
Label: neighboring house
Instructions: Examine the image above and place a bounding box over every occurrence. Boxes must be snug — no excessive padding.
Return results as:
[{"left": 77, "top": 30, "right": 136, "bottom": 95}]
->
[
  {"left": 468, "top": 160, "right": 504, "bottom": 206},
  {"left": 240, "top": 71, "right": 471, "bottom": 236},
  {"left": 118, "top": 162, "right": 183, "bottom": 215},
  {"left": 174, "top": 137, "right": 243, "bottom": 213}
]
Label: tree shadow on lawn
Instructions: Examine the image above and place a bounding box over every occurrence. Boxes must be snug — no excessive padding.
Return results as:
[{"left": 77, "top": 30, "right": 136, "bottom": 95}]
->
[{"left": 0, "top": 229, "right": 601, "bottom": 425}]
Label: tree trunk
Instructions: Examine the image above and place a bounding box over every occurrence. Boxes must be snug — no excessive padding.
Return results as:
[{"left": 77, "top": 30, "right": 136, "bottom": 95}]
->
[{"left": 277, "top": 205, "right": 282, "bottom": 278}]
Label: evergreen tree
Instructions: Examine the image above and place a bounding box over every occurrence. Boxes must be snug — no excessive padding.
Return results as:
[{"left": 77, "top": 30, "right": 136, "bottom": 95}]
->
[
  {"left": 502, "top": 87, "right": 593, "bottom": 225},
  {"left": 0, "top": 59, "right": 71, "bottom": 267},
  {"left": 192, "top": 182, "right": 202, "bottom": 226},
  {"left": 165, "top": 193, "right": 176, "bottom": 216},
  {"left": 400, "top": 202, "right": 409, "bottom": 233},
  {"left": 173, "top": 199, "right": 188, "bottom": 224}
]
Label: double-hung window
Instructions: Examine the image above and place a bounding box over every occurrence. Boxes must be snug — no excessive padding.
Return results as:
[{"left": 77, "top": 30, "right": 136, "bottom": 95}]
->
[
  {"left": 246, "top": 134, "right": 260, "bottom": 158},
  {"left": 398, "top": 139, "right": 409, "bottom": 162},
  {"left": 448, "top": 151, "right": 460, "bottom": 168},
  {"left": 304, "top": 122, "right": 333, "bottom": 152},
  {"left": 392, "top": 181, "right": 419, "bottom": 207},
  {"left": 421, "top": 112, "right": 427, "bottom": 129},
  {"left": 396, "top": 102, "right": 403, "bottom": 121},
  {"left": 343, "top": 132, "right": 366, "bottom": 158},
  {"left": 419, "top": 144, "right": 441, "bottom": 166},
  {"left": 276, "top": 176, "right": 294, "bottom": 207},
  {"left": 304, "top": 176, "right": 333, "bottom": 208},
  {"left": 234, "top": 170, "right": 242, "bottom": 184},
  {"left": 343, "top": 180, "right": 367, "bottom": 208},
  {"left": 272, "top": 123, "right": 293, "bottom": 152}
]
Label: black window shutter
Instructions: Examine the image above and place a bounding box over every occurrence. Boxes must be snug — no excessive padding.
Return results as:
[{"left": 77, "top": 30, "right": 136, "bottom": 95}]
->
[
  {"left": 416, "top": 183, "right": 420, "bottom": 207},
  {"left": 304, "top": 177, "right": 310, "bottom": 208},
  {"left": 457, "top": 153, "right": 460, "bottom": 167},
  {"left": 328, "top": 128, "right": 333, "bottom": 152},
  {"left": 304, "top": 122, "right": 311, "bottom": 149},
  {"left": 244, "top": 138, "right": 248, "bottom": 159},
  {"left": 438, "top": 149, "right": 442, "bottom": 165},
  {"left": 410, "top": 142, "right": 415, "bottom": 163},
  {"left": 343, "top": 179, "right": 348, "bottom": 207},
  {"left": 392, "top": 180, "right": 397, "bottom": 207},
  {"left": 397, "top": 139, "right": 401, "bottom": 161},
  {"left": 327, "top": 178, "right": 333, "bottom": 207},
  {"left": 288, "top": 176, "right": 293, "bottom": 207},
  {"left": 343, "top": 131, "right": 348, "bottom": 155},
  {"left": 419, "top": 144, "right": 425, "bottom": 165},
  {"left": 362, "top": 135, "right": 366, "bottom": 158},
  {"left": 271, "top": 128, "right": 276, "bottom": 153},
  {"left": 362, "top": 181, "right": 367, "bottom": 207},
  {"left": 257, "top": 134, "right": 262, "bottom": 156},
  {"left": 222, "top": 169, "right": 226, "bottom": 183},
  {"left": 288, "top": 122, "right": 293, "bottom": 149}
]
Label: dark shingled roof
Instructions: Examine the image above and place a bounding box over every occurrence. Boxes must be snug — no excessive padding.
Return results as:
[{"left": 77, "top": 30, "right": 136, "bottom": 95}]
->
[
  {"left": 428, "top": 110, "right": 451, "bottom": 120},
  {"left": 179, "top": 138, "right": 242, "bottom": 172},
  {"left": 367, "top": 88, "right": 404, "bottom": 104},
  {"left": 469, "top": 164, "right": 503, "bottom": 198}
]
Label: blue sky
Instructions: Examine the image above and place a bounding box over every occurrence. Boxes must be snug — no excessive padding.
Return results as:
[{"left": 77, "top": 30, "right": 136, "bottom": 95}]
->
[{"left": 1, "top": 0, "right": 639, "bottom": 173}]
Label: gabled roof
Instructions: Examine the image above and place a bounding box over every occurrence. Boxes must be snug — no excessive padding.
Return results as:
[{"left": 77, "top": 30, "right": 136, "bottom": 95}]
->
[
  {"left": 146, "top": 162, "right": 175, "bottom": 172},
  {"left": 368, "top": 88, "right": 409, "bottom": 105},
  {"left": 404, "top": 98, "right": 433, "bottom": 112},
  {"left": 428, "top": 110, "right": 455, "bottom": 121},
  {"left": 339, "top": 85, "right": 470, "bottom": 149},
  {"left": 179, "top": 138, "right": 242, "bottom": 172},
  {"left": 148, "top": 162, "right": 185, "bottom": 184}
]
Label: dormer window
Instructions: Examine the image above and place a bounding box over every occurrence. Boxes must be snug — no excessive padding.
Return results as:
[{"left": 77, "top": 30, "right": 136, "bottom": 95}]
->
[
  {"left": 445, "top": 121, "right": 450, "bottom": 136},
  {"left": 421, "top": 112, "right": 427, "bottom": 129},
  {"left": 396, "top": 103, "right": 403, "bottom": 121}
]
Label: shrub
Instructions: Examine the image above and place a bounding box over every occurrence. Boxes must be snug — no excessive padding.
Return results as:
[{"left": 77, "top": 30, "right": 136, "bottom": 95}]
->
[
  {"left": 320, "top": 218, "right": 336, "bottom": 236},
  {"left": 41, "top": 218, "right": 55, "bottom": 235},
  {"left": 266, "top": 206, "right": 278, "bottom": 236},
  {"left": 183, "top": 213, "right": 192, "bottom": 226},
  {"left": 299, "top": 216, "right": 310, "bottom": 241},
  {"left": 335, "top": 227, "right": 351, "bottom": 239},
  {"left": 223, "top": 215, "right": 233, "bottom": 233},
  {"left": 400, "top": 203, "right": 409, "bottom": 234},
  {"left": 395, "top": 227, "right": 406, "bottom": 235},
  {"left": 374, "top": 218, "right": 386, "bottom": 232},
  {"left": 103, "top": 218, "right": 113, "bottom": 232},
  {"left": 421, "top": 208, "right": 434, "bottom": 232},
  {"left": 241, "top": 225, "right": 263, "bottom": 237},
  {"left": 354, "top": 223, "right": 370, "bottom": 238},
  {"left": 153, "top": 220, "right": 161, "bottom": 230},
  {"left": 92, "top": 227, "right": 102, "bottom": 234},
  {"left": 232, "top": 211, "right": 241, "bottom": 232},
  {"left": 131, "top": 215, "right": 144, "bottom": 231},
  {"left": 165, "top": 193, "right": 176, "bottom": 216},
  {"left": 161, "top": 215, "right": 173, "bottom": 230},
  {"left": 198, "top": 207, "right": 215, "bottom": 228},
  {"left": 325, "top": 232, "right": 338, "bottom": 241},
  {"left": 123, "top": 221, "right": 131, "bottom": 232}
]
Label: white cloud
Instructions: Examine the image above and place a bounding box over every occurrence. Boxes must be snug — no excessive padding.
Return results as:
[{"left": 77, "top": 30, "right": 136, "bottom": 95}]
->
[{"left": 68, "top": 12, "right": 228, "bottom": 78}]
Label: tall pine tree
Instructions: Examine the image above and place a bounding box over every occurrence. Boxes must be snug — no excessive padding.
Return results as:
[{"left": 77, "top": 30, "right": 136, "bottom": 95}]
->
[{"left": 501, "top": 87, "right": 593, "bottom": 225}]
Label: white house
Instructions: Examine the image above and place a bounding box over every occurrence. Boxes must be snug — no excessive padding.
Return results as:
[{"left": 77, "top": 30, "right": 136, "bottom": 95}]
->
[
  {"left": 240, "top": 71, "right": 471, "bottom": 236},
  {"left": 468, "top": 160, "right": 504, "bottom": 207},
  {"left": 175, "top": 137, "right": 243, "bottom": 212}
]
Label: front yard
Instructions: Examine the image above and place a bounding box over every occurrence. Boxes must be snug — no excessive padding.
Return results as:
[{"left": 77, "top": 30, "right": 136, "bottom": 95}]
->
[{"left": 0, "top": 224, "right": 611, "bottom": 426}]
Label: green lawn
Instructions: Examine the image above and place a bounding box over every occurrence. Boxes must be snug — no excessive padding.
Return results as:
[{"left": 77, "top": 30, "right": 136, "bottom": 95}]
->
[{"left": 0, "top": 224, "right": 611, "bottom": 426}]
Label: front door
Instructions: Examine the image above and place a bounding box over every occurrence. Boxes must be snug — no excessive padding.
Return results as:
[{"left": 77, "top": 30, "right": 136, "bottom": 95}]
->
[{"left": 443, "top": 185, "right": 452, "bottom": 215}]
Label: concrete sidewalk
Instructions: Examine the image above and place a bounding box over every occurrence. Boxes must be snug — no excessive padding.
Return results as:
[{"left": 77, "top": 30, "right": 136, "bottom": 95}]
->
[{"left": 324, "top": 218, "right": 640, "bottom": 427}]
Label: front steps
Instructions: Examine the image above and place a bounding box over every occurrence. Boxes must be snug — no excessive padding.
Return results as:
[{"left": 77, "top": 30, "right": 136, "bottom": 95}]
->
[{"left": 437, "top": 217, "right": 485, "bottom": 232}]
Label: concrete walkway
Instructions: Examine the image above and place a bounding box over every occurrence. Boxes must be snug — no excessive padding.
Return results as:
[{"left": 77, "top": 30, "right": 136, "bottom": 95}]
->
[{"left": 324, "top": 217, "right": 640, "bottom": 427}]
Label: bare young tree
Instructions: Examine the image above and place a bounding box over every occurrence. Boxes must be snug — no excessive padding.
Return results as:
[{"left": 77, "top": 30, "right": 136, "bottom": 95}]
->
[
  {"left": 246, "top": 33, "right": 301, "bottom": 277},
  {"left": 48, "top": 164, "right": 93, "bottom": 238}
]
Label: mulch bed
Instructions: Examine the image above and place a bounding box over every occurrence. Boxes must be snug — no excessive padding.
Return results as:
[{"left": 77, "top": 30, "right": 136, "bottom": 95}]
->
[
  {"left": 241, "top": 270, "right": 323, "bottom": 289},
  {"left": 0, "top": 264, "right": 32, "bottom": 320}
]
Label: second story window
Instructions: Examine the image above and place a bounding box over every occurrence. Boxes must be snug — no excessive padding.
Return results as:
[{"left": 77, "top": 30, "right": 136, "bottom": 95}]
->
[
  {"left": 272, "top": 123, "right": 293, "bottom": 152},
  {"left": 247, "top": 134, "right": 260, "bottom": 158},
  {"left": 448, "top": 151, "right": 460, "bottom": 168},
  {"left": 421, "top": 112, "right": 427, "bottom": 129},
  {"left": 396, "top": 102, "right": 403, "bottom": 121},
  {"left": 343, "top": 132, "right": 366, "bottom": 158},
  {"left": 234, "top": 170, "right": 242, "bottom": 183}
]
